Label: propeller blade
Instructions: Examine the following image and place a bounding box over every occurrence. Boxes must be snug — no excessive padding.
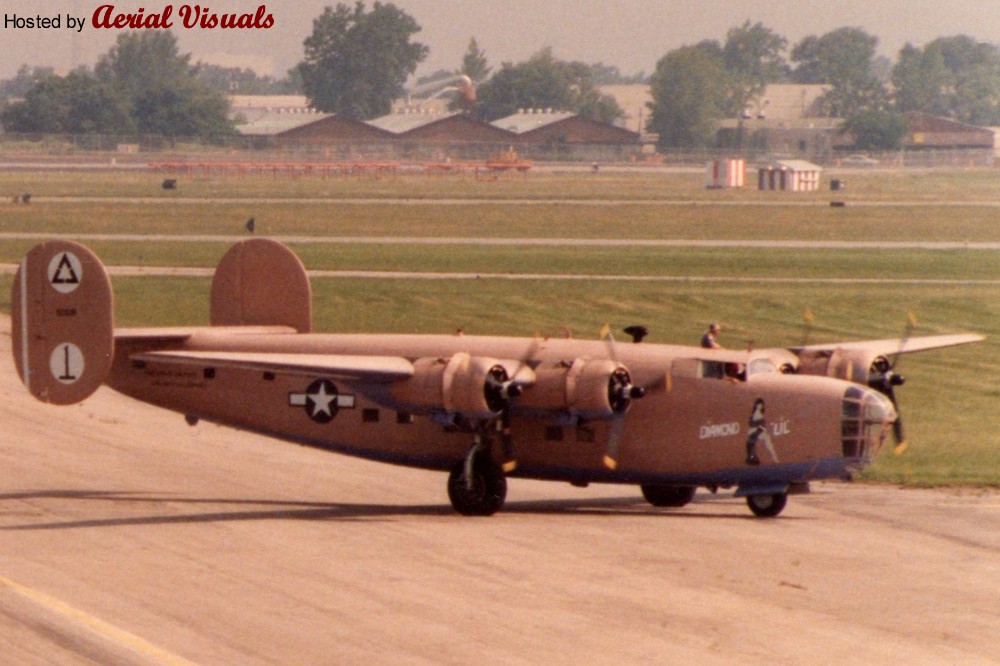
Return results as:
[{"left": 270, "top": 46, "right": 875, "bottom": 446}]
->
[
  {"left": 883, "top": 385, "right": 908, "bottom": 455},
  {"left": 603, "top": 415, "right": 625, "bottom": 470},
  {"left": 499, "top": 411, "right": 517, "bottom": 472},
  {"left": 600, "top": 323, "right": 621, "bottom": 365},
  {"left": 888, "top": 313, "right": 916, "bottom": 454},
  {"left": 801, "top": 308, "right": 814, "bottom": 347}
]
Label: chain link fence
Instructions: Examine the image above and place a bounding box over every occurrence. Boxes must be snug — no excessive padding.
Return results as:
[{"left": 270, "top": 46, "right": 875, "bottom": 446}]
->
[{"left": 0, "top": 132, "right": 994, "bottom": 169}]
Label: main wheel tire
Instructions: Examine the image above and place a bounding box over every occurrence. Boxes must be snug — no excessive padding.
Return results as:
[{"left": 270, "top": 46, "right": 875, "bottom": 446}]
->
[
  {"left": 640, "top": 484, "right": 696, "bottom": 508},
  {"left": 746, "top": 492, "right": 787, "bottom": 518},
  {"left": 447, "top": 458, "right": 507, "bottom": 516}
]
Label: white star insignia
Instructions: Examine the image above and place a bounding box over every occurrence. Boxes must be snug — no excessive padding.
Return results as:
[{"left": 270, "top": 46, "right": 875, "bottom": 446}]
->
[{"left": 308, "top": 382, "right": 336, "bottom": 417}]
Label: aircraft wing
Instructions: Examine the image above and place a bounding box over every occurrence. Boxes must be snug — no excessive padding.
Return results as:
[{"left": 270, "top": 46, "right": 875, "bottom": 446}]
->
[
  {"left": 787, "top": 333, "right": 984, "bottom": 357},
  {"left": 132, "top": 350, "right": 415, "bottom": 383}
]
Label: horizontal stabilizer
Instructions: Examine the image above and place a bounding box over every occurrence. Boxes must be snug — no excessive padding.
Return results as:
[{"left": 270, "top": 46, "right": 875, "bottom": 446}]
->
[
  {"left": 114, "top": 325, "right": 298, "bottom": 344},
  {"left": 133, "top": 350, "right": 414, "bottom": 383}
]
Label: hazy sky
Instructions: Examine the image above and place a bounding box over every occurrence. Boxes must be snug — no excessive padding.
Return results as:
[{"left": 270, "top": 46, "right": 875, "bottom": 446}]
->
[{"left": 2, "top": 1, "right": 999, "bottom": 80}]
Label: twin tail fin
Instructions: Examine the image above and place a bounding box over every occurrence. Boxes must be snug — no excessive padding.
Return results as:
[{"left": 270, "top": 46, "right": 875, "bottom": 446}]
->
[{"left": 12, "top": 241, "right": 114, "bottom": 405}]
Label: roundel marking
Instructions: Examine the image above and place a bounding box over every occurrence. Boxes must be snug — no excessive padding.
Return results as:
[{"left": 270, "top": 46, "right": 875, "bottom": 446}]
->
[
  {"left": 50, "top": 343, "right": 85, "bottom": 384},
  {"left": 48, "top": 251, "right": 83, "bottom": 294},
  {"left": 289, "top": 379, "right": 356, "bottom": 424}
]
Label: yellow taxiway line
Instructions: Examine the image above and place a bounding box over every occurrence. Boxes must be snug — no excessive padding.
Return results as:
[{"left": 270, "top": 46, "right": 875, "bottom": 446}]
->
[{"left": 0, "top": 574, "right": 198, "bottom": 666}]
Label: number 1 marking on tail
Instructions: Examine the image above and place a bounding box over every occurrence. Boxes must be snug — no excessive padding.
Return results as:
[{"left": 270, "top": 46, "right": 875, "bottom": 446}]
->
[{"left": 50, "top": 343, "right": 85, "bottom": 384}]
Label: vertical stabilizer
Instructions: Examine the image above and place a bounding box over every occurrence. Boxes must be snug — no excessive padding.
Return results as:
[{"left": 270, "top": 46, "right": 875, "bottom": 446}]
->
[
  {"left": 210, "top": 239, "right": 312, "bottom": 333},
  {"left": 11, "top": 241, "right": 114, "bottom": 405}
]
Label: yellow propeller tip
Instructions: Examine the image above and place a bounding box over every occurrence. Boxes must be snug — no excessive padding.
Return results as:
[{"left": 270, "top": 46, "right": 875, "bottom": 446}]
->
[
  {"left": 502, "top": 461, "right": 517, "bottom": 473},
  {"left": 602, "top": 455, "right": 617, "bottom": 470},
  {"left": 893, "top": 442, "right": 909, "bottom": 455}
]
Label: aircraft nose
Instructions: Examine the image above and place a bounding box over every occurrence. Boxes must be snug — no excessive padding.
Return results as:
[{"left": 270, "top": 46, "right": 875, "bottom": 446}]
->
[{"left": 841, "top": 386, "right": 897, "bottom": 462}]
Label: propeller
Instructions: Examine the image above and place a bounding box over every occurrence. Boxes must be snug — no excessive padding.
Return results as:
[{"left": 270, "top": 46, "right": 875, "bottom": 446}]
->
[
  {"left": 602, "top": 367, "right": 646, "bottom": 469},
  {"left": 869, "top": 312, "right": 917, "bottom": 455},
  {"left": 484, "top": 364, "right": 525, "bottom": 472},
  {"left": 599, "top": 325, "right": 650, "bottom": 469},
  {"left": 868, "top": 356, "right": 906, "bottom": 452}
]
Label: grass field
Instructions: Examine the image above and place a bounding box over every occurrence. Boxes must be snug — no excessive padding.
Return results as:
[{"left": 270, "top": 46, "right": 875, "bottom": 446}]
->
[{"left": 1, "top": 167, "right": 998, "bottom": 486}]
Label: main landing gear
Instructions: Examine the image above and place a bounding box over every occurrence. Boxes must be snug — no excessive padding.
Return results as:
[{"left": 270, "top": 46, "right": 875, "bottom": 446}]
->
[
  {"left": 447, "top": 444, "right": 507, "bottom": 516},
  {"left": 640, "top": 484, "right": 696, "bottom": 508}
]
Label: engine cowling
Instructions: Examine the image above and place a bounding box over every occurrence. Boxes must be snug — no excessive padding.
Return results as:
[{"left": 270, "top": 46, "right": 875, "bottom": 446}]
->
[
  {"left": 796, "top": 348, "right": 880, "bottom": 384},
  {"left": 389, "top": 353, "right": 526, "bottom": 419},
  {"left": 518, "top": 358, "right": 641, "bottom": 421}
]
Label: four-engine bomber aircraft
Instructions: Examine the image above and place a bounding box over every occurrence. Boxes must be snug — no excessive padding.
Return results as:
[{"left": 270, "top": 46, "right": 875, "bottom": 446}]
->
[{"left": 12, "top": 239, "right": 983, "bottom": 517}]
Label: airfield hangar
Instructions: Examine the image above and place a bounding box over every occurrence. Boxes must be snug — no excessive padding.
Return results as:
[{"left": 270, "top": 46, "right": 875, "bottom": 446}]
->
[{"left": 233, "top": 96, "right": 641, "bottom": 162}]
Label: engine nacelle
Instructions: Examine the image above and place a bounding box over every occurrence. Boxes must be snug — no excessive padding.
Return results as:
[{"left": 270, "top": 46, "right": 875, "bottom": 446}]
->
[
  {"left": 389, "top": 353, "right": 524, "bottom": 419},
  {"left": 518, "top": 358, "right": 640, "bottom": 421},
  {"left": 797, "top": 348, "right": 881, "bottom": 385}
]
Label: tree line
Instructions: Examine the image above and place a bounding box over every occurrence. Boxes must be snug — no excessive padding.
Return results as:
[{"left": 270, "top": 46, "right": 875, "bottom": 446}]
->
[
  {"left": 2, "top": 2, "right": 999, "bottom": 151},
  {"left": 648, "top": 22, "right": 1000, "bottom": 150}
]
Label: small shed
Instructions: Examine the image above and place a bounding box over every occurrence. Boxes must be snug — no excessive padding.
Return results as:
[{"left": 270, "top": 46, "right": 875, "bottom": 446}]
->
[
  {"left": 757, "top": 159, "right": 822, "bottom": 192},
  {"left": 706, "top": 158, "right": 745, "bottom": 188}
]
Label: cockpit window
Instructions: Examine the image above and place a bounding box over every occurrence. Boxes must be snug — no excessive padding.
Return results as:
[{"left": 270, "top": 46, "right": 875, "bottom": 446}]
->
[
  {"left": 747, "top": 358, "right": 777, "bottom": 377},
  {"left": 673, "top": 357, "right": 769, "bottom": 382},
  {"left": 700, "top": 360, "right": 745, "bottom": 381}
]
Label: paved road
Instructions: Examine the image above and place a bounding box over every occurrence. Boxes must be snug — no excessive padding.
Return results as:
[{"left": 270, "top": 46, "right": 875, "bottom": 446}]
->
[
  {"left": 5, "top": 229, "right": 1000, "bottom": 286},
  {"left": 3, "top": 232, "right": 1000, "bottom": 251},
  {"left": 8, "top": 196, "right": 1000, "bottom": 207},
  {"left": 2, "top": 263, "right": 999, "bottom": 286},
  {"left": 1, "top": 314, "right": 999, "bottom": 664}
]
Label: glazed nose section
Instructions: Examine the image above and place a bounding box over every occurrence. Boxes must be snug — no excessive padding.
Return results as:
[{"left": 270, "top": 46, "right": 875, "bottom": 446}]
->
[{"left": 841, "top": 386, "right": 897, "bottom": 462}]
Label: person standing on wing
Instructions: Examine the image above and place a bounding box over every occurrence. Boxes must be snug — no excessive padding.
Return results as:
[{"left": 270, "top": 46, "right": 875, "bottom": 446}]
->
[{"left": 701, "top": 322, "right": 722, "bottom": 349}]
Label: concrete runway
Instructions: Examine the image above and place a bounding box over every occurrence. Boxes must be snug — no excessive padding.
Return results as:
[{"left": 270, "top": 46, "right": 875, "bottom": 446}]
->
[{"left": 1, "top": 314, "right": 999, "bottom": 664}]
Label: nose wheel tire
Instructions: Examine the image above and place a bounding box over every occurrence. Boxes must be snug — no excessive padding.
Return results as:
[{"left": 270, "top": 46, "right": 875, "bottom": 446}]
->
[
  {"left": 746, "top": 492, "right": 787, "bottom": 518},
  {"left": 448, "top": 458, "right": 507, "bottom": 516}
]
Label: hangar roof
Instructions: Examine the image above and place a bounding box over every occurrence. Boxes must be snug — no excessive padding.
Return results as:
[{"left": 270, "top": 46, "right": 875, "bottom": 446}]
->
[
  {"left": 491, "top": 110, "right": 577, "bottom": 134},
  {"left": 235, "top": 110, "right": 331, "bottom": 136},
  {"left": 367, "top": 111, "right": 463, "bottom": 134}
]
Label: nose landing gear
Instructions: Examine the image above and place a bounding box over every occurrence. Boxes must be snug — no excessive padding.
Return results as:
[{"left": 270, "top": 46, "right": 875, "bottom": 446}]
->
[{"left": 746, "top": 492, "right": 788, "bottom": 518}]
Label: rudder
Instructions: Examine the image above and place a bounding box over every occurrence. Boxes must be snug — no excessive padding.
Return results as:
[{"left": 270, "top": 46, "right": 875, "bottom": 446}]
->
[{"left": 11, "top": 241, "right": 114, "bottom": 405}]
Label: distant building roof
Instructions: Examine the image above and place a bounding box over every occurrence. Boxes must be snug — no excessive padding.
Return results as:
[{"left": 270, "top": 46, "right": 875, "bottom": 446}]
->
[
  {"left": 367, "top": 110, "right": 464, "bottom": 134},
  {"left": 903, "top": 111, "right": 994, "bottom": 149},
  {"left": 391, "top": 99, "right": 451, "bottom": 115},
  {"left": 229, "top": 95, "right": 326, "bottom": 136},
  {"left": 229, "top": 95, "right": 311, "bottom": 110},
  {"left": 491, "top": 110, "right": 577, "bottom": 134},
  {"left": 276, "top": 115, "right": 395, "bottom": 142},
  {"left": 235, "top": 109, "right": 331, "bottom": 136},
  {"left": 761, "top": 159, "right": 823, "bottom": 171}
]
